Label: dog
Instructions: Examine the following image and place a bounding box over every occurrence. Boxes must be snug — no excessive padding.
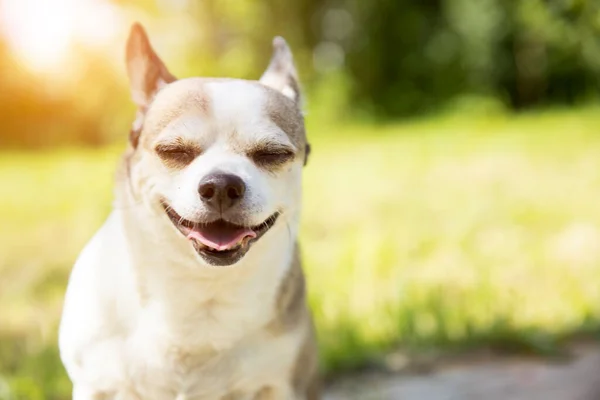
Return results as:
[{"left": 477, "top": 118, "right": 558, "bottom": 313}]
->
[{"left": 58, "top": 23, "right": 319, "bottom": 400}]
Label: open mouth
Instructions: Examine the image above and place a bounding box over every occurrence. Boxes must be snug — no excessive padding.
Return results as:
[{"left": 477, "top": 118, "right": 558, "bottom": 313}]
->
[{"left": 161, "top": 202, "right": 279, "bottom": 266}]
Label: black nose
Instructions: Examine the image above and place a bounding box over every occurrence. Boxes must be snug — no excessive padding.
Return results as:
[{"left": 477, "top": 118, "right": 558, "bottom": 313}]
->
[{"left": 198, "top": 172, "right": 246, "bottom": 212}]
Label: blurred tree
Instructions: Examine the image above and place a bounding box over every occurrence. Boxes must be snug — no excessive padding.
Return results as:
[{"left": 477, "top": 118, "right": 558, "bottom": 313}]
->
[
  {"left": 341, "top": 0, "right": 465, "bottom": 116},
  {"left": 502, "top": 0, "right": 600, "bottom": 108},
  {"left": 336, "top": 0, "right": 600, "bottom": 116}
]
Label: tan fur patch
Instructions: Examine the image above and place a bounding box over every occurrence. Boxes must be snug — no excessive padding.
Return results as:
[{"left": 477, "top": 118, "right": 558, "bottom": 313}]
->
[
  {"left": 263, "top": 87, "right": 306, "bottom": 149},
  {"left": 267, "top": 245, "right": 307, "bottom": 335},
  {"left": 291, "top": 322, "right": 320, "bottom": 400},
  {"left": 252, "top": 386, "right": 276, "bottom": 399},
  {"left": 264, "top": 245, "right": 320, "bottom": 399},
  {"left": 140, "top": 79, "right": 212, "bottom": 150}
]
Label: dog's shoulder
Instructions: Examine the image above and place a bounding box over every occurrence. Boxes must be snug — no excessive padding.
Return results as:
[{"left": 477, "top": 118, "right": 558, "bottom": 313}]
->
[
  {"left": 265, "top": 244, "right": 321, "bottom": 398},
  {"left": 267, "top": 244, "right": 308, "bottom": 334},
  {"left": 58, "top": 212, "right": 136, "bottom": 376}
]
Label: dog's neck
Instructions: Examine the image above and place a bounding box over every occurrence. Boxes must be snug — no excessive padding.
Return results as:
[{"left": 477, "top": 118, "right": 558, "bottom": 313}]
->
[{"left": 114, "top": 199, "right": 299, "bottom": 350}]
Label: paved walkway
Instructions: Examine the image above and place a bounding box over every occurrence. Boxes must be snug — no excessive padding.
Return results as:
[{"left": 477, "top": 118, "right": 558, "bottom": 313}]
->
[{"left": 325, "top": 345, "right": 600, "bottom": 400}]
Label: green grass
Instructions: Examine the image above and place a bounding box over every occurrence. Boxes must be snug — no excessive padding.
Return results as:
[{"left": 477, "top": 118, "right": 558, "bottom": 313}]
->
[{"left": 3, "top": 108, "right": 600, "bottom": 398}]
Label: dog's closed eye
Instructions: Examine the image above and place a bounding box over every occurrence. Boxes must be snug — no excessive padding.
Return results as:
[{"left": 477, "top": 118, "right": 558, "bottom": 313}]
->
[
  {"left": 250, "top": 146, "right": 295, "bottom": 167},
  {"left": 155, "top": 142, "right": 202, "bottom": 167}
]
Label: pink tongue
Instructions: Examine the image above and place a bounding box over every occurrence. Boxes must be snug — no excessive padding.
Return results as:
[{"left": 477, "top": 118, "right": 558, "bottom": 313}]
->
[{"left": 187, "top": 224, "right": 256, "bottom": 251}]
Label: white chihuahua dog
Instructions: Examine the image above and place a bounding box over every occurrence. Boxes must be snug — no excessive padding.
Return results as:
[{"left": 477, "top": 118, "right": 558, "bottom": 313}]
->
[{"left": 59, "top": 23, "right": 319, "bottom": 400}]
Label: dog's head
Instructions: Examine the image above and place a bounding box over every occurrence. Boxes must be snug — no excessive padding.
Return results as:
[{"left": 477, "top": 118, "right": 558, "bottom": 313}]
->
[{"left": 122, "top": 23, "right": 309, "bottom": 267}]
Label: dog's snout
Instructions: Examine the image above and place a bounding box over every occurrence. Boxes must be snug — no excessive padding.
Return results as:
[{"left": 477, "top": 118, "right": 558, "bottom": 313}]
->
[{"left": 198, "top": 172, "right": 246, "bottom": 212}]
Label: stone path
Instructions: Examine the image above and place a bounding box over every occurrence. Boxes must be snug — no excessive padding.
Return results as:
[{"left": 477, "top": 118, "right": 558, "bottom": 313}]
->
[{"left": 325, "top": 345, "right": 600, "bottom": 400}]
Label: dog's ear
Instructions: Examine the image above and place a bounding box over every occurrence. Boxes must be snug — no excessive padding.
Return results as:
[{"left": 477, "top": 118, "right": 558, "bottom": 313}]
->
[
  {"left": 125, "top": 23, "right": 176, "bottom": 147},
  {"left": 260, "top": 37, "right": 301, "bottom": 104}
]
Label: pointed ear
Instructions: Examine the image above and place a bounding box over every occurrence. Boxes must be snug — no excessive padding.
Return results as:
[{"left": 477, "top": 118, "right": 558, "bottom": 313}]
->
[
  {"left": 260, "top": 37, "right": 301, "bottom": 103},
  {"left": 125, "top": 23, "right": 175, "bottom": 146},
  {"left": 126, "top": 23, "right": 175, "bottom": 108}
]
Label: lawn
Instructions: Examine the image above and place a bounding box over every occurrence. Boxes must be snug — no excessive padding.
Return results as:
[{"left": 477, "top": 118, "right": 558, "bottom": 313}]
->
[{"left": 2, "top": 108, "right": 600, "bottom": 399}]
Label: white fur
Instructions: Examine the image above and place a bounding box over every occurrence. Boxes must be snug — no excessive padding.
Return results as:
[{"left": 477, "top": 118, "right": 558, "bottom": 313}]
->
[{"left": 59, "top": 80, "right": 305, "bottom": 399}]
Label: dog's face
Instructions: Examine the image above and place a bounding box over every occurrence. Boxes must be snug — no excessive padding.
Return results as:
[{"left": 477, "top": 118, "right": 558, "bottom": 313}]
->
[{"left": 123, "top": 24, "right": 309, "bottom": 266}]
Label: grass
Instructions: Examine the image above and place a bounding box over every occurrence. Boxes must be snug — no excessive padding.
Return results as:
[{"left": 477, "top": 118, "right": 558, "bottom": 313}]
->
[{"left": 2, "top": 108, "right": 600, "bottom": 398}]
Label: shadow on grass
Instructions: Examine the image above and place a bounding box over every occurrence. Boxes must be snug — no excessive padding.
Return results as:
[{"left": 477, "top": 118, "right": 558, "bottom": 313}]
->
[{"left": 319, "top": 309, "right": 600, "bottom": 381}]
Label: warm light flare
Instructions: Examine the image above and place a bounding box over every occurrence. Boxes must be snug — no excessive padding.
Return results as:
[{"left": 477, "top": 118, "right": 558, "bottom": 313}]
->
[{"left": 0, "top": 0, "right": 121, "bottom": 73}]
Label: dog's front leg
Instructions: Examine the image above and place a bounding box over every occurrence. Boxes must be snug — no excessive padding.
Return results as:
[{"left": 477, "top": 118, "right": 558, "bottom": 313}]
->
[
  {"left": 113, "top": 388, "right": 142, "bottom": 400},
  {"left": 73, "top": 386, "right": 141, "bottom": 400},
  {"left": 72, "top": 386, "right": 100, "bottom": 400},
  {"left": 252, "top": 386, "right": 299, "bottom": 400},
  {"left": 219, "top": 387, "right": 290, "bottom": 400}
]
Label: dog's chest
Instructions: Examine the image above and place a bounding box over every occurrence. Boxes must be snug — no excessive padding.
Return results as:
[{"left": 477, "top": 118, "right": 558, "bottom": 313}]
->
[
  {"left": 147, "top": 294, "right": 268, "bottom": 350},
  {"left": 128, "top": 318, "right": 299, "bottom": 400},
  {"left": 125, "top": 283, "right": 281, "bottom": 398},
  {"left": 131, "top": 332, "right": 298, "bottom": 400}
]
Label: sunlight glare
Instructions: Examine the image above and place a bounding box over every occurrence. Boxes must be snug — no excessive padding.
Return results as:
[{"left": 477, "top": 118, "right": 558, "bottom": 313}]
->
[{"left": 0, "top": 0, "right": 121, "bottom": 73}]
